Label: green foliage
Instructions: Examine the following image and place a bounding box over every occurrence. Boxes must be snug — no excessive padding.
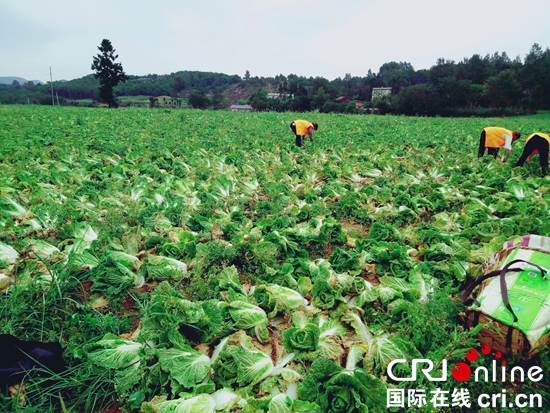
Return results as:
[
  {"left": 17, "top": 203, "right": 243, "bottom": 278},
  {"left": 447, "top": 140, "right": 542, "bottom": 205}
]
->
[
  {"left": 188, "top": 88, "right": 210, "bottom": 109},
  {"left": 248, "top": 87, "right": 269, "bottom": 110}
]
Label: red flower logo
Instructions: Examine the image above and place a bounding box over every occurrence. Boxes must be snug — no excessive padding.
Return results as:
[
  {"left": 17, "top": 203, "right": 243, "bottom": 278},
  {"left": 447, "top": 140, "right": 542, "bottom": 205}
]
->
[
  {"left": 450, "top": 345, "right": 506, "bottom": 382},
  {"left": 451, "top": 362, "right": 472, "bottom": 382}
]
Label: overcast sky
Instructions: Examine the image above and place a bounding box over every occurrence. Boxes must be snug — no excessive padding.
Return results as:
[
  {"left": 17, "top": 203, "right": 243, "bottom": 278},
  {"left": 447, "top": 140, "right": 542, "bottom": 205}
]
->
[{"left": 1, "top": 0, "right": 549, "bottom": 83}]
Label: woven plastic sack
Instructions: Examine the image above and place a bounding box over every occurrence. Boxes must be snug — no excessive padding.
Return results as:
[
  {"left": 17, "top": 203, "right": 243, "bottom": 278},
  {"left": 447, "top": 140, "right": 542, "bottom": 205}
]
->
[{"left": 461, "top": 235, "right": 550, "bottom": 359}]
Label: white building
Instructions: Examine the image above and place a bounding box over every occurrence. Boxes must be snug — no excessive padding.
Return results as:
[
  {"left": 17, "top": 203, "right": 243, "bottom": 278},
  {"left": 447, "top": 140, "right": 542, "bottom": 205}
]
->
[
  {"left": 230, "top": 104, "right": 253, "bottom": 111},
  {"left": 372, "top": 87, "right": 392, "bottom": 101}
]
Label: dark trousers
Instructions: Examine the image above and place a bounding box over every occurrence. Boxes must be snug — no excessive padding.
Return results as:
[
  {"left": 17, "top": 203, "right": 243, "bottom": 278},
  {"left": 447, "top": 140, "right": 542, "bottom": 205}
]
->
[
  {"left": 515, "top": 135, "right": 549, "bottom": 174},
  {"left": 290, "top": 122, "right": 302, "bottom": 147},
  {"left": 478, "top": 130, "right": 499, "bottom": 157}
]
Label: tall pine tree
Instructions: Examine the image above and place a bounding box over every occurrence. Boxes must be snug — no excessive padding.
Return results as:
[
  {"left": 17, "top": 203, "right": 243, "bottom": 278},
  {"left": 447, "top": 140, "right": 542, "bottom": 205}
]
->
[{"left": 91, "top": 39, "right": 128, "bottom": 107}]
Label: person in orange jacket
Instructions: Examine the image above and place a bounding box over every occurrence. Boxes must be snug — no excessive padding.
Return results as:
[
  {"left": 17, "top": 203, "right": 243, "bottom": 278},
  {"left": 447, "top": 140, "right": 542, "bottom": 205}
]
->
[
  {"left": 478, "top": 126, "right": 521, "bottom": 160},
  {"left": 290, "top": 120, "right": 318, "bottom": 148},
  {"left": 515, "top": 132, "right": 550, "bottom": 175}
]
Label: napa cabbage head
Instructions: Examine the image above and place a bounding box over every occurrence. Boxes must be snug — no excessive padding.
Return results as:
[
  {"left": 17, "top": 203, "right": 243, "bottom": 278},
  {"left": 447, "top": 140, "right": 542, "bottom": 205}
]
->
[
  {"left": 259, "top": 283, "right": 308, "bottom": 317},
  {"left": 213, "top": 344, "right": 273, "bottom": 388},
  {"left": 282, "top": 323, "right": 320, "bottom": 361},
  {"left": 267, "top": 394, "right": 320, "bottom": 413},
  {"left": 213, "top": 331, "right": 300, "bottom": 390},
  {"left": 141, "top": 282, "right": 229, "bottom": 344},
  {"left": 156, "top": 344, "right": 211, "bottom": 388},
  {"left": 328, "top": 247, "right": 360, "bottom": 274},
  {"left": 146, "top": 254, "right": 188, "bottom": 280},
  {"left": 268, "top": 394, "right": 293, "bottom": 413},
  {"left": 23, "top": 239, "right": 61, "bottom": 259},
  {"left": 141, "top": 394, "right": 216, "bottom": 413},
  {"left": 0, "top": 242, "right": 18, "bottom": 266},
  {"left": 311, "top": 279, "right": 344, "bottom": 309},
  {"left": 317, "top": 315, "right": 347, "bottom": 362},
  {"left": 368, "top": 222, "right": 398, "bottom": 243},
  {"left": 61, "top": 223, "right": 98, "bottom": 254},
  {"left": 0, "top": 273, "right": 13, "bottom": 291},
  {"left": 297, "top": 357, "right": 386, "bottom": 413},
  {"left": 210, "top": 265, "right": 245, "bottom": 296},
  {"left": 89, "top": 250, "right": 145, "bottom": 296},
  {"left": 227, "top": 301, "right": 270, "bottom": 343},
  {"left": 86, "top": 333, "right": 142, "bottom": 370}
]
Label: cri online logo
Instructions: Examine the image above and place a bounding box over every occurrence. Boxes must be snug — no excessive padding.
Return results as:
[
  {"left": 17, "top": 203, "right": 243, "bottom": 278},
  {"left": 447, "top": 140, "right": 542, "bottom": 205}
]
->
[{"left": 387, "top": 345, "right": 543, "bottom": 383}]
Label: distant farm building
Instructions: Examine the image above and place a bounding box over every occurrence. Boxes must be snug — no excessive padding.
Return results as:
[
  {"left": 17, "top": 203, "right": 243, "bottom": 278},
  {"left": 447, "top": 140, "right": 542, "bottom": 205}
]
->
[
  {"left": 354, "top": 101, "right": 365, "bottom": 110},
  {"left": 372, "top": 87, "right": 392, "bottom": 101},
  {"left": 335, "top": 96, "right": 353, "bottom": 104},
  {"left": 335, "top": 96, "right": 364, "bottom": 111},
  {"left": 230, "top": 104, "right": 253, "bottom": 111}
]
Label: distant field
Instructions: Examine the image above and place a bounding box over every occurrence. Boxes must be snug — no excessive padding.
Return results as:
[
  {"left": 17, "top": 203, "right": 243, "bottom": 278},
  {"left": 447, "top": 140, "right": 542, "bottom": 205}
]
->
[
  {"left": 118, "top": 95, "right": 151, "bottom": 106},
  {"left": 1, "top": 105, "right": 549, "bottom": 412},
  {"left": 520, "top": 110, "right": 550, "bottom": 120}
]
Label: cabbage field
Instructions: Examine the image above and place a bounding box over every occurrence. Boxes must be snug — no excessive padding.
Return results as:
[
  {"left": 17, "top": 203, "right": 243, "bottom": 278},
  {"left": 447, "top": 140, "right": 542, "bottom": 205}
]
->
[{"left": 1, "top": 105, "right": 550, "bottom": 412}]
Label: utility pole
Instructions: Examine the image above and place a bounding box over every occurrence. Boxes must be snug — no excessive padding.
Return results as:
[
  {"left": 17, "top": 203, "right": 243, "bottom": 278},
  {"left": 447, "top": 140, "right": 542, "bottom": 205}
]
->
[{"left": 50, "top": 66, "right": 54, "bottom": 106}]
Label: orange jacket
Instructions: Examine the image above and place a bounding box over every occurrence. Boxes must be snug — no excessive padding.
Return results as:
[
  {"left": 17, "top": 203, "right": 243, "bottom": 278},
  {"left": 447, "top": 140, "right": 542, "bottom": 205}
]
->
[
  {"left": 294, "top": 120, "right": 314, "bottom": 136},
  {"left": 483, "top": 127, "right": 513, "bottom": 148},
  {"left": 526, "top": 132, "right": 550, "bottom": 146}
]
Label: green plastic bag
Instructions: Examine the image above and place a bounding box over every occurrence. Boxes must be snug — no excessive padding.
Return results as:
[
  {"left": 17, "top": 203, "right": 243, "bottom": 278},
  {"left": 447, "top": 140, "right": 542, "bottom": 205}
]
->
[{"left": 472, "top": 248, "right": 550, "bottom": 347}]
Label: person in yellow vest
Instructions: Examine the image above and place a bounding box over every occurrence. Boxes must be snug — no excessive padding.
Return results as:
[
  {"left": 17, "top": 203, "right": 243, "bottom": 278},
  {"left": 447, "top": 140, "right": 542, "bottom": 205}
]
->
[
  {"left": 477, "top": 126, "right": 521, "bottom": 160},
  {"left": 290, "top": 120, "right": 318, "bottom": 148},
  {"left": 515, "top": 132, "right": 550, "bottom": 175}
]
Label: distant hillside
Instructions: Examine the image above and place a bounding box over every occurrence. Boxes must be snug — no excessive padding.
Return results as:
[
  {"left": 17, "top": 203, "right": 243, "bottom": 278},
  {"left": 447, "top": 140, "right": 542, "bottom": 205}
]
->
[
  {"left": 0, "top": 77, "right": 45, "bottom": 85},
  {"left": 1, "top": 41, "right": 549, "bottom": 116}
]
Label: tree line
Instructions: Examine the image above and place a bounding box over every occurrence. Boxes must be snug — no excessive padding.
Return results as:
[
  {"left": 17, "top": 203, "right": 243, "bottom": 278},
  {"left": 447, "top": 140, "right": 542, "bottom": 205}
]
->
[{"left": 1, "top": 43, "right": 549, "bottom": 116}]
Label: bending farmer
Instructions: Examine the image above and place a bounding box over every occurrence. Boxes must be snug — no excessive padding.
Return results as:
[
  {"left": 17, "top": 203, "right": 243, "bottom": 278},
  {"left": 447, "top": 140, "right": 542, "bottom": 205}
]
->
[
  {"left": 290, "top": 120, "right": 318, "bottom": 148},
  {"left": 478, "top": 126, "right": 521, "bottom": 161},
  {"left": 515, "top": 132, "right": 550, "bottom": 175}
]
